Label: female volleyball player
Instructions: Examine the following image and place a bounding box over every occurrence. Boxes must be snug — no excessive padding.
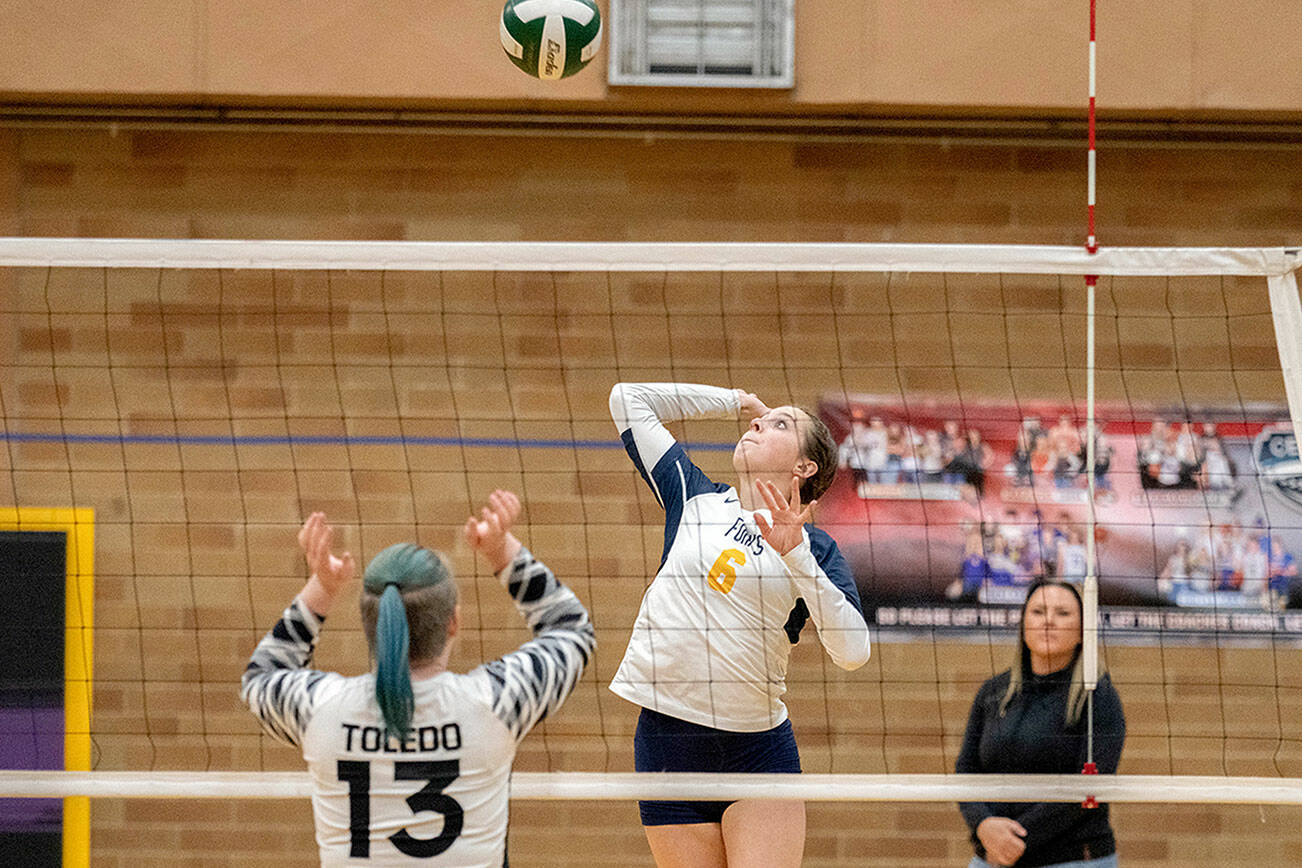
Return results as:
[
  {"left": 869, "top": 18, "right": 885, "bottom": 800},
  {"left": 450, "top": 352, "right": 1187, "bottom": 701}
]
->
[
  {"left": 956, "top": 580, "right": 1126, "bottom": 868},
  {"left": 241, "top": 490, "right": 594, "bottom": 867},
  {"left": 608, "top": 382, "right": 871, "bottom": 868}
]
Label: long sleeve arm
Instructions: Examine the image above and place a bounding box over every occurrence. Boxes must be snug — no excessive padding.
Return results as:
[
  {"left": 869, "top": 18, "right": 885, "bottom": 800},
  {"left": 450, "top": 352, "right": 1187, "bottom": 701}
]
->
[
  {"left": 780, "top": 533, "right": 870, "bottom": 670},
  {"left": 956, "top": 680, "right": 998, "bottom": 832},
  {"left": 240, "top": 597, "right": 340, "bottom": 747},
  {"left": 609, "top": 382, "right": 739, "bottom": 505},
  {"left": 1007, "top": 676, "right": 1127, "bottom": 851},
  {"left": 476, "top": 546, "right": 596, "bottom": 743}
]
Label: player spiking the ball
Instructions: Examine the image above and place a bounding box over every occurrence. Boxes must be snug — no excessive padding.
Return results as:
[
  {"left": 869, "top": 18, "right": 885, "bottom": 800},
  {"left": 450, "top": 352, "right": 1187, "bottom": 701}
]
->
[{"left": 608, "top": 382, "right": 871, "bottom": 868}]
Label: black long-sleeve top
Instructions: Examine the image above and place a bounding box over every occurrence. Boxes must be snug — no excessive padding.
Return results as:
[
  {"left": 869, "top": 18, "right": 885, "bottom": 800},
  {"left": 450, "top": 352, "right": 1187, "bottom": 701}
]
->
[{"left": 956, "top": 666, "right": 1125, "bottom": 867}]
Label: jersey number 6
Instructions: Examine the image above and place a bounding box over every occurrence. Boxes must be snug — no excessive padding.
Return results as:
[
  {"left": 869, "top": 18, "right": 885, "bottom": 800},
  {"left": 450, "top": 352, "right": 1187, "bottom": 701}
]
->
[
  {"left": 707, "top": 549, "right": 746, "bottom": 594},
  {"left": 337, "top": 759, "right": 464, "bottom": 858}
]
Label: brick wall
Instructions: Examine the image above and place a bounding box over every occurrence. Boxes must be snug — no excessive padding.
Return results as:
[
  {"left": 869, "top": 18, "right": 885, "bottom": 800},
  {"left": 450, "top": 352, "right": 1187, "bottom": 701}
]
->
[
  {"left": 3, "top": 125, "right": 1302, "bottom": 865},
  {"left": 5, "top": 1, "right": 1302, "bottom": 117}
]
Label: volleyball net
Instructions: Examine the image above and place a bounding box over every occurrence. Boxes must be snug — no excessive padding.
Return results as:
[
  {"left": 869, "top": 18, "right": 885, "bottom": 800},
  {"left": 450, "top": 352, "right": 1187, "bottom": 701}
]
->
[{"left": 0, "top": 238, "right": 1300, "bottom": 804}]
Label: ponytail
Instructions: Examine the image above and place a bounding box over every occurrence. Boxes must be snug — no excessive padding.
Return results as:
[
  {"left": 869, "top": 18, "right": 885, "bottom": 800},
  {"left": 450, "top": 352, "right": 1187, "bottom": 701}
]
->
[
  {"left": 373, "top": 583, "right": 415, "bottom": 738},
  {"left": 360, "top": 542, "right": 455, "bottom": 739}
]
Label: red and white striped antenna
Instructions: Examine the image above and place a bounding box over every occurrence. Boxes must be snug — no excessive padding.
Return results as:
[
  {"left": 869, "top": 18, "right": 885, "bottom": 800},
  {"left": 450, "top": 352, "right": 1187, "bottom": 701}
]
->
[
  {"left": 1083, "top": 0, "right": 1093, "bottom": 255},
  {"left": 1087, "top": 0, "right": 1098, "bottom": 254},
  {"left": 1082, "top": 0, "right": 1102, "bottom": 806}
]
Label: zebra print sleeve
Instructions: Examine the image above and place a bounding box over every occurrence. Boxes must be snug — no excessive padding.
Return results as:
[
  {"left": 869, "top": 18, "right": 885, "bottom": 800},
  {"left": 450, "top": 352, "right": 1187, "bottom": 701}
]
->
[
  {"left": 477, "top": 547, "right": 595, "bottom": 743},
  {"left": 240, "top": 597, "right": 339, "bottom": 747}
]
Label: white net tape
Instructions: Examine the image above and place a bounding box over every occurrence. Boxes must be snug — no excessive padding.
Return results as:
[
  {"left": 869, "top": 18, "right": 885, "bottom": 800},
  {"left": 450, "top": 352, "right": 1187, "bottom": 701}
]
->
[
  {"left": 3, "top": 771, "right": 1302, "bottom": 804},
  {"left": 0, "top": 237, "right": 1297, "bottom": 275}
]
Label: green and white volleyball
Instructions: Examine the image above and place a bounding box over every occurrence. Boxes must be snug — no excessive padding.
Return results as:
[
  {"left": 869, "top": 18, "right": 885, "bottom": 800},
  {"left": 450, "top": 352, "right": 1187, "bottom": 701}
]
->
[{"left": 500, "top": 0, "right": 602, "bottom": 80}]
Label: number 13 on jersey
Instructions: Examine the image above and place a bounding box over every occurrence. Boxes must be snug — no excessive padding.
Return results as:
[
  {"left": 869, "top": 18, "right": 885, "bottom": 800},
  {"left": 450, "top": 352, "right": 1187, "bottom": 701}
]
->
[{"left": 337, "top": 759, "right": 463, "bottom": 858}]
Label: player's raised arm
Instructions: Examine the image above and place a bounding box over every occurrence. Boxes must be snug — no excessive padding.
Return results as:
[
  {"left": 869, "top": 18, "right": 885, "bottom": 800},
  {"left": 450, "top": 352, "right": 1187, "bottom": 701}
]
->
[
  {"left": 240, "top": 513, "right": 355, "bottom": 747},
  {"left": 610, "top": 382, "right": 752, "bottom": 518},
  {"left": 465, "top": 489, "right": 596, "bottom": 742}
]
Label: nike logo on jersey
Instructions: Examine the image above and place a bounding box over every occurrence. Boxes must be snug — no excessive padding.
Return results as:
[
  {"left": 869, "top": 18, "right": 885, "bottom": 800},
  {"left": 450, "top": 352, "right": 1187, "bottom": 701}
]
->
[{"left": 724, "top": 497, "right": 738, "bottom": 503}]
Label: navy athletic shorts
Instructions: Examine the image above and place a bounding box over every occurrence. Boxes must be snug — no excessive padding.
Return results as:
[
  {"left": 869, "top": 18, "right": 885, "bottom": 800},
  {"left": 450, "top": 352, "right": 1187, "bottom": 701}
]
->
[{"left": 634, "top": 707, "right": 801, "bottom": 826}]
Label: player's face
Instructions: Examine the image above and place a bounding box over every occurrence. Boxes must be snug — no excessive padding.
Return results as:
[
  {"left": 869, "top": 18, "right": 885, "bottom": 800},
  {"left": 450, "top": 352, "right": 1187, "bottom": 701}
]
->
[
  {"left": 1022, "top": 585, "right": 1082, "bottom": 672},
  {"left": 733, "top": 406, "right": 808, "bottom": 479}
]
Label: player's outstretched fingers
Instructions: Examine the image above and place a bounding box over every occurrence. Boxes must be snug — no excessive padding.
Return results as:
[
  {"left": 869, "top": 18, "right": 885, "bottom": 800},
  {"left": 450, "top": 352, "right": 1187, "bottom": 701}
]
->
[
  {"left": 298, "top": 512, "right": 323, "bottom": 554},
  {"left": 483, "top": 506, "right": 503, "bottom": 538},
  {"left": 757, "top": 478, "right": 786, "bottom": 513},
  {"left": 489, "top": 489, "right": 521, "bottom": 529}
]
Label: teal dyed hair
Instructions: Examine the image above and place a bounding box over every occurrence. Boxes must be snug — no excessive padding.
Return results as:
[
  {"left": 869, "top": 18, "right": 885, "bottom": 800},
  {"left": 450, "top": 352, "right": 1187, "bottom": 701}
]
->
[
  {"left": 361, "top": 543, "right": 453, "bottom": 738},
  {"left": 362, "top": 543, "right": 449, "bottom": 595},
  {"left": 373, "top": 584, "right": 413, "bottom": 737}
]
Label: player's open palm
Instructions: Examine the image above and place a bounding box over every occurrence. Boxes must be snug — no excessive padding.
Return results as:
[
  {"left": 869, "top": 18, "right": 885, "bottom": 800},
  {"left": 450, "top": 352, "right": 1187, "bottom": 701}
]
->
[
  {"left": 464, "top": 489, "right": 523, "bottom": 573},
  {"left": 298, "top": 512, "right": 356, "bottom": 595},
  {"left": 754, "top": 477, "right": 815, "bottom": 555}
]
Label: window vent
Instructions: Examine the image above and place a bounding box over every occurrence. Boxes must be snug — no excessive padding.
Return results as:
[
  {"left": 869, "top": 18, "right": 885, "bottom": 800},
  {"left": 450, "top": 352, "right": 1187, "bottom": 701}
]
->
[{"left": 608, "top": 0, "right": 794, "bottom": 88}]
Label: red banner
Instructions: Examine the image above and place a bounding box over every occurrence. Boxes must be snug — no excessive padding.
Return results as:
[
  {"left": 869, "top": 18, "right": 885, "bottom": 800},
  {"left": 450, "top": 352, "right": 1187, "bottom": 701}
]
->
[{"left": 817, "top": 396, "right": 1302, "bottom": 639}]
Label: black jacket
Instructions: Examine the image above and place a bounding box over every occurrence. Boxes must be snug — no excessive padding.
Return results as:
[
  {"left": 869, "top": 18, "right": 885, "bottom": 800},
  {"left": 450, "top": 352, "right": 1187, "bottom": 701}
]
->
[{"left": 956, "top": 665, "right": 1125, "bottom": 866}]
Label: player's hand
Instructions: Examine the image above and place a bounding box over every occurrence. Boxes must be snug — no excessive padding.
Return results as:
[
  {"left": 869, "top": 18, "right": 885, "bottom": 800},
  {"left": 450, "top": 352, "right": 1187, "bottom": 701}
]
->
[
  {"left": 736, "top": 390, "right": 771, "bottom": 422},
  {"left": 753, "top": 477, "right": 816, "bottom": 556},
  {"left": 297, "top": 512, "right": 356, "bottom": 615},
  {"left": 975, "top": 816, "right": 1027, "bottom": 866},
  {"left": 463, "top": 489, "right": 523, "bottom": 574}
]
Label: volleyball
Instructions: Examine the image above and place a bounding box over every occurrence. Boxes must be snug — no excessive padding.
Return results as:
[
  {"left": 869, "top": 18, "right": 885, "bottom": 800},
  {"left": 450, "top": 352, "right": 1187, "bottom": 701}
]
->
[{"left": 499, "top": 0, "right": 602, "bottom": 80}]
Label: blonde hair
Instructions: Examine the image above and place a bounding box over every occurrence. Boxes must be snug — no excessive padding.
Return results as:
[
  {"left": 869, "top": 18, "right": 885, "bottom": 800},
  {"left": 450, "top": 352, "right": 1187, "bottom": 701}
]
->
[{"left": 998, "top": 580, "right": 1104, "bottom": 725}]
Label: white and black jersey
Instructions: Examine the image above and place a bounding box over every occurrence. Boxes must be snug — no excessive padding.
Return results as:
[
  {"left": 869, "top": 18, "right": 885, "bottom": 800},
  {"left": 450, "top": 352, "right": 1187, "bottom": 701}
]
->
[
  {"left": 242, "top": 548, "right": 594, "bottom": 867},
  {"left": 608, "top": 382, "right": 871, "bottom": 732}
]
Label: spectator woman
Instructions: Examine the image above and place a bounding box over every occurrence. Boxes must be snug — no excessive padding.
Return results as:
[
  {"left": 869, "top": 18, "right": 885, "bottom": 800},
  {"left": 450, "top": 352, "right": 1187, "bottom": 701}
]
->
[{"left": 956, "top": 580, "right": 1125, "bottom": 867}]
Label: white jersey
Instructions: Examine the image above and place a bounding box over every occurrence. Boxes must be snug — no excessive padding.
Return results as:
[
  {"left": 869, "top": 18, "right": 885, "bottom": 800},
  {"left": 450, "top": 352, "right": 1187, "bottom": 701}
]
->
[
  {"left": 242, "top": 548, "right": 594, "bottom": 867},
  {"left": 608, "top": 382, "right": 871, "bottom": 732}
]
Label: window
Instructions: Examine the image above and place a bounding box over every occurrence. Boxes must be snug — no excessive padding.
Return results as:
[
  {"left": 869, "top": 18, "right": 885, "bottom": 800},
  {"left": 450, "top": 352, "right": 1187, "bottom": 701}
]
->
[{"left": 608, "top": 0, "right": 794, "bottom": 88}]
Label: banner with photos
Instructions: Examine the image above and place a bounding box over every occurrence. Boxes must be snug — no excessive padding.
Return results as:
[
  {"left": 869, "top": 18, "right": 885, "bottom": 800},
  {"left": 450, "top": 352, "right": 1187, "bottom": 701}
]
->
[{"left": 817, "top": 396, "right": 1302, "bottom": 641}]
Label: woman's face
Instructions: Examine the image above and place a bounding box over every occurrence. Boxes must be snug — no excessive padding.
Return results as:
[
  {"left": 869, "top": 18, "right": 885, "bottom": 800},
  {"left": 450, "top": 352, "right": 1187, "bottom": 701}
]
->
[
  {"left": 1022, "top": 584, "right": 1082, "bottom": 672},
  {"left": 733, "top": 406, "right": 808, "bottom": 481}
]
